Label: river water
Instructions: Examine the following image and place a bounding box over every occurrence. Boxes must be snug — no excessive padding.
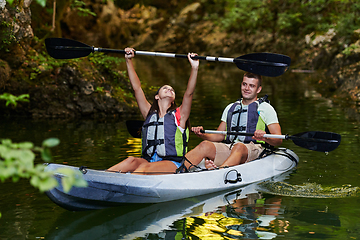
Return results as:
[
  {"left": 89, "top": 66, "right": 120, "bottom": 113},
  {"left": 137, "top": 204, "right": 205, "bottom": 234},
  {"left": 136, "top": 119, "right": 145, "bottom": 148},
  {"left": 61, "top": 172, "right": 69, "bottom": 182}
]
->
[{"left": 1, "top": 57, "right": 360, "bottom": 239}]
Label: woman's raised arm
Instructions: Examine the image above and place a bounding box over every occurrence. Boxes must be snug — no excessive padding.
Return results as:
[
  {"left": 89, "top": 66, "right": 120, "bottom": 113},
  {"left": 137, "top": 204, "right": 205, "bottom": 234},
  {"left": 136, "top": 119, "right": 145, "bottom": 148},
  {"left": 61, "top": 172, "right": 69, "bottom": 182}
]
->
[
  {"left": 179, "top": 53, "right": 199, "bottom": 129},
  {"left": 125, "top": 48, "right": 151, "bottom": 119}
]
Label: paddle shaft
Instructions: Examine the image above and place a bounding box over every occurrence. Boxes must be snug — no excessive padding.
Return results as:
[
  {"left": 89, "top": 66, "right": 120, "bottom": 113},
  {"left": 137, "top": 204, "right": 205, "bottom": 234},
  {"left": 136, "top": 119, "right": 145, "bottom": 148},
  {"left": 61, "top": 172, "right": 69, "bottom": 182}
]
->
[
  {"left": 202, "top": 130, "right": 286, "bottom": 139},
  {"left": 201, "top": 130, "right": 339, "bottom": 143},
  {"left": 100, "top": 47, "right": 234, "bottom": 62}
]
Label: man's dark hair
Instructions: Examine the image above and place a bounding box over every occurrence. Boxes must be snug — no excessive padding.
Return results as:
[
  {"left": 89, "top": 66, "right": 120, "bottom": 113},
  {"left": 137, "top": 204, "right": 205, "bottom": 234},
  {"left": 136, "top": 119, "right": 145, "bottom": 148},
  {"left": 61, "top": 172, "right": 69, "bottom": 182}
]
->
[{"left": 244, "top": 72, "right": 262, "bottom": 86}]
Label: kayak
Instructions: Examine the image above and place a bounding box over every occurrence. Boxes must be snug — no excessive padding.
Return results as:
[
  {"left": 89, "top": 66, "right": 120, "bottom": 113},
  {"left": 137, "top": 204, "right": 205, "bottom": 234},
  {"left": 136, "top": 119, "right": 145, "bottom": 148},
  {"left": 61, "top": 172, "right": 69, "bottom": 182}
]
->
[
  {"left": 44, "top": 147, "right": 298, "bottom": 210},
  {"left": 45, "top": 148, "right": 298, "bottom": 211}
]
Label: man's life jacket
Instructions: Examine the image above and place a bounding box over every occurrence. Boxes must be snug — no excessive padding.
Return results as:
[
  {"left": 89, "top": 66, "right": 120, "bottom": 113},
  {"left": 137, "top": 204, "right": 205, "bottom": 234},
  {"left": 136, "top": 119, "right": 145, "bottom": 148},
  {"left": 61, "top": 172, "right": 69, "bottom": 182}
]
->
[
  {"left": 225, "top": 95, "right": 269, "bottom": 144},
  {"left": 141, "top": 109, "right": 189, "bottom": 163}
]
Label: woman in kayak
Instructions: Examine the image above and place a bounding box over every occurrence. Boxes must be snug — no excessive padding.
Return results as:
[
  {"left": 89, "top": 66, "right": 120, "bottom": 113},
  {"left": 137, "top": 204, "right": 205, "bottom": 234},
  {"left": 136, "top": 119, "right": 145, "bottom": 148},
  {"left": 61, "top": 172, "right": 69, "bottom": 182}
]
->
[{"left": 107, "top": 48, "right": 199, "bottom": 174}]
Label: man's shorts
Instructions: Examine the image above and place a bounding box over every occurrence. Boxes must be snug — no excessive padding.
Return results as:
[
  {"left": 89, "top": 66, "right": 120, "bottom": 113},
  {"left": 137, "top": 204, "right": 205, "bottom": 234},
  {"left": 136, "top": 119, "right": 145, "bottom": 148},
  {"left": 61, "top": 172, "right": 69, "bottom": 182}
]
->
[{"left": 212, "top": 141, "right": 263, "bottom": 166}]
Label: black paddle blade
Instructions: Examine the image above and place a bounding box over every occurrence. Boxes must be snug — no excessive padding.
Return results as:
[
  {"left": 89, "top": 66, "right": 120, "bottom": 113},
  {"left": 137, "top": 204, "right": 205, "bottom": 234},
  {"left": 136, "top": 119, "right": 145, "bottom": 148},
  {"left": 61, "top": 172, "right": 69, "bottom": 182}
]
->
[
  {"left": 45, "top": 38, "right": 93, "bottom": 59},
  {"left": 126, "top": 120, "right": 144, "bottom": 138},
  {"left": 234, "top": 53, "right": 291, "bottom": 77},
  {"left": 289, "top": 131, "right": 341, "bottom": 152}
]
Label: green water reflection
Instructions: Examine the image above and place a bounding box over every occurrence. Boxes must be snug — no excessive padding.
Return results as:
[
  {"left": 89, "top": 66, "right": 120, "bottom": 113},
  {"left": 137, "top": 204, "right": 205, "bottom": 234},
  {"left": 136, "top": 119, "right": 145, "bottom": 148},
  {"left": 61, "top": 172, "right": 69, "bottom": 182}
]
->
[{"left": 1, "top": 58, "right": 360, "bottom": 239}]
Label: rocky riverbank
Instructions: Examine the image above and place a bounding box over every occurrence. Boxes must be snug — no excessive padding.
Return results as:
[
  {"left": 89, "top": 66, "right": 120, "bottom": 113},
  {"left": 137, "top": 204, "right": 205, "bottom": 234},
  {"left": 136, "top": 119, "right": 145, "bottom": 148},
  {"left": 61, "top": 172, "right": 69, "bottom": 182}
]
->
[{"left": 1, "top": 1, "right": 360, "bottom": 118}]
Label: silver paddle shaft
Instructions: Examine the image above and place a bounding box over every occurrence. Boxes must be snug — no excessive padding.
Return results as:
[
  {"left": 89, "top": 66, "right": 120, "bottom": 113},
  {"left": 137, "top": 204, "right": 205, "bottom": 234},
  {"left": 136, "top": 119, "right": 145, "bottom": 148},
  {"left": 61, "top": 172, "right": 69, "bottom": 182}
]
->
[
  {"left": 93, "top": 48, "right": 287, "bottom": 66},
  {"left": 202, "top": 130, "right": 286, "bottom": 139},
  {"left": 135, "top": 51, "right": 235, "bottom": 63},
  {"left": 202, "top": 130, "right": 339, "bottom": 143}
]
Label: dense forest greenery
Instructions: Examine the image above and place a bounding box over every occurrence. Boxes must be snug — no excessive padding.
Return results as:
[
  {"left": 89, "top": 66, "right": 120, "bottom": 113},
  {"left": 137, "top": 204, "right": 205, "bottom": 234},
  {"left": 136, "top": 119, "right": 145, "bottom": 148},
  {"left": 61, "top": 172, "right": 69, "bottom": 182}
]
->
[
  {"left": 5, "top": 0, "right": 359, "bottom": 49},
  {"left": 218, "top": 0, "right": 359, "bottom": 39},
  {"left": 112, "top": 0, "right": 360, "bottom": 47},
  {"left": 2, "top": 0, "right": 359, "bottom": 62}
]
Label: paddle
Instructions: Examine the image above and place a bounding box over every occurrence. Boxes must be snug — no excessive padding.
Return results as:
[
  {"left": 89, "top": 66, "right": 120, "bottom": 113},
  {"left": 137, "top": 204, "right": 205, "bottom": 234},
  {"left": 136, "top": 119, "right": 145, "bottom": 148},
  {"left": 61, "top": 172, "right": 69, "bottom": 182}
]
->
[
  {"left": 45, "top": 38, "right": 291, "bottom": 77},
  {"left": 126, "top": 120, "right": 144, "bottom": 138},
  {"left": 126, "top": 120, "right": 341, "bottom": 152},
  {"left": 200, "top": 130, "right": 341, "bottom": 152}
]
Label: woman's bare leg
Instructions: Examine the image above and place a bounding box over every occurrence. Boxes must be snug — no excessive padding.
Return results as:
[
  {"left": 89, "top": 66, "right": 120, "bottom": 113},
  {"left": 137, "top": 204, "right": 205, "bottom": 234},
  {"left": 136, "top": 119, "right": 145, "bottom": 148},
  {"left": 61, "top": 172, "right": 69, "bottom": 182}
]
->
[
  {"left": 133, "top": 160, "right": 178, "bottom": 175},
  {"left": 107, "top": 156, "right": 148, "bottom": 173}
]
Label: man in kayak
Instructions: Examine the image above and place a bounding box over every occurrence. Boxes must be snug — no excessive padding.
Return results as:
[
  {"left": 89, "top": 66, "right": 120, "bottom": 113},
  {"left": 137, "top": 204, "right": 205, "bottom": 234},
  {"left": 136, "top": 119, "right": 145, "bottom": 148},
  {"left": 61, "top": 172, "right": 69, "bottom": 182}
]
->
[
  {"left": 185, "top": 72, "right": 282, "bottom": 169},
  {"left": 107, "top": 48, "right": 199, "bottom": 174}
]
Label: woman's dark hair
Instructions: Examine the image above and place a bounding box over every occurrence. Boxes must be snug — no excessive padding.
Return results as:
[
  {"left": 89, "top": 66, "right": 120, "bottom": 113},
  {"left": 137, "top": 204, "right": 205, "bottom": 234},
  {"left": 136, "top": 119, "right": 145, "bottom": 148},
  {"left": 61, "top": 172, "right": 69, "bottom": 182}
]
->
[
  {"left": 146, "top": 86, "right": 177, "bottom": 118},
  {"left": 146, "top": 86, "right": 190, "bottom": 129}
]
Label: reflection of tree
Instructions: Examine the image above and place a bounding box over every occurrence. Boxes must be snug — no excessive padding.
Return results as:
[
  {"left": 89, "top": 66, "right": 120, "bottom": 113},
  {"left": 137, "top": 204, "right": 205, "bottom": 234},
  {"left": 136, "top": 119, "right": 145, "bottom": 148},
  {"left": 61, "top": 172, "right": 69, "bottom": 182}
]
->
[{"left": 169, "top": 193, "right": 290, "bottom": 239}]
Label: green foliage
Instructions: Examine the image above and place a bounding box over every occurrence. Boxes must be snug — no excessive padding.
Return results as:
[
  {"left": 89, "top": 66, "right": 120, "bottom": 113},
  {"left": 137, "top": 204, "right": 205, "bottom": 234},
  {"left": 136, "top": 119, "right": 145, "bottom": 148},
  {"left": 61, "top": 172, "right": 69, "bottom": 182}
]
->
[
  {"left": 56, "top": 168, "right": 88, "bottom": 193},
  {"left": 342, "top": 43, "right": 360, "bottom": 56},
  {"left": 335, "top": 1, "right": 360, "bottom": 39},
  {"left": 71, "top": 0, "right": 97, "bottom": 17},
  {"left": 215, "top": 0, "right": 360, "bottom": 42},
  {"left": 35, "top": 0, "right": 46, "bottom": 7},
  {"left": 26, "top": 49, "right": 77, "bottom": 81},
  {"left": 0, "top": 21, "right": 16, "bottom": 52},
  {"left": 221, "top": 0, "right": 265, "bottom": 32},
  {"left": 87, "top": 53, "right": 135, "bottom": 104},
  {"left": 0, "top": 94, "right": 87, "bottom": 199},
  {"left": 88, "top": 52, "right": 126, "bottom": 81},
  {"left": 95, "top": 86, "right": 105, "bottom": 93},
  {"left": 88, "top": 52, "right": 125, "bottom": 69},
  {"left": 0, "top": 93, "right": 29, "bottom": 107},
  {"left": 0, "top": 138, "right": 87, "bottom": 192},
  {"left": 41, "top": 138, "right": 61, "bottom": 161},
  {"left": 6, "top": 0, "right": 46, "bottom": 7}
]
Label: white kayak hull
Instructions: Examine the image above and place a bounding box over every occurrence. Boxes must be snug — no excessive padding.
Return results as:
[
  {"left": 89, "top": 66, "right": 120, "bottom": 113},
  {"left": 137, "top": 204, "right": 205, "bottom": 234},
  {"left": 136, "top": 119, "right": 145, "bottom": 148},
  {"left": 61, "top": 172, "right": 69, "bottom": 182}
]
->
[{"left": 45, "top": 148, "right": 298, "bottom": 210}]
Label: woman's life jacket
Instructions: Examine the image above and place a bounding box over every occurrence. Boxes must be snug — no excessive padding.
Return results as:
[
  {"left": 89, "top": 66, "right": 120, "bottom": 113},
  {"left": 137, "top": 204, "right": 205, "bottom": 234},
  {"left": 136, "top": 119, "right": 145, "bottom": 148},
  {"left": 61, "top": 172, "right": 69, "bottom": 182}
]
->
[
  {"left": 225, "top": 95, "right": 269, "bottom": 144},
  {"left": 141, "top": 108, "right": 189, "bottom": 163}
]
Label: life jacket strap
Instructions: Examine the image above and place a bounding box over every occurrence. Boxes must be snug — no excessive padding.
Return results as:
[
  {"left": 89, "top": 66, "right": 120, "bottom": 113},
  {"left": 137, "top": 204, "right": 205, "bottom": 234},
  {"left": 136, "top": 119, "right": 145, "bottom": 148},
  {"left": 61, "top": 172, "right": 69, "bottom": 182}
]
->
[
  {"left": 143, "top": 121, "right": 163, "bottom": 128},
  {"left": 147, "top": 139, "right": 165, "bottom": 146},
  {"left": 231, "top": 126, "right": 246, "bottom": 132},
  {"left": 232, "top": 108, "right": 247, "bottom": 114}
]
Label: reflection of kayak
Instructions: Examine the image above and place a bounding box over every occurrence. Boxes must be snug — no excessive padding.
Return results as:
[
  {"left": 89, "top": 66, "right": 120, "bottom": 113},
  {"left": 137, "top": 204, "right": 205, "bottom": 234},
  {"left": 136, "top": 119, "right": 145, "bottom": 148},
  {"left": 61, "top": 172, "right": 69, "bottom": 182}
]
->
[
  {"left": 45, "top": 182, "right": 273, "bottom": 240},
  {"left": 45, "top": 148, "right": 298, "bottom": 210}
]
